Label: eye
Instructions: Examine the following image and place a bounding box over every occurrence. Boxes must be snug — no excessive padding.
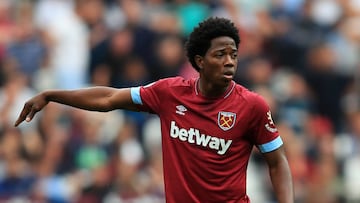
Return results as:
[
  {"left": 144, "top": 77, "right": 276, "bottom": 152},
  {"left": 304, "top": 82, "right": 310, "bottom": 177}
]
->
[
  {"left": 231, "top": 52, "right": 238, "bottom": 59},
  {"left": 215, "top": 53, "right": 224, "bottom": 58}
]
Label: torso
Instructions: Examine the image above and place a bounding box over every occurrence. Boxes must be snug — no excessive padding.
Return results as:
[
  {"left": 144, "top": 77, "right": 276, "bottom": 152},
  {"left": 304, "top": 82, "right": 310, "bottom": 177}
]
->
[{"left": 138, "top": 77, "right": 277, "bottom": 203}]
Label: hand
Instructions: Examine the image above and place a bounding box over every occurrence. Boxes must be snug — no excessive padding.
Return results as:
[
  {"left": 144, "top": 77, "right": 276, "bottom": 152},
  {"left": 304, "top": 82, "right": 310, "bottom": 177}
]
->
[{"left": 14, "top": 93, "right": 49, "bottom": 127}]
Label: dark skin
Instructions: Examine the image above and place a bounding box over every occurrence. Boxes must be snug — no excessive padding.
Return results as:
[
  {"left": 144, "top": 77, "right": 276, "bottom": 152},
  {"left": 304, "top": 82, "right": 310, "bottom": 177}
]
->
[
  {"left": 196, "top": 36, "right": 294, "bottom": 203},
  {"left": 15, "top": 36, "right": 294, "bottom": 203},
  {"left": 195, "top": 36, "right": 238, "bottom": 97}
]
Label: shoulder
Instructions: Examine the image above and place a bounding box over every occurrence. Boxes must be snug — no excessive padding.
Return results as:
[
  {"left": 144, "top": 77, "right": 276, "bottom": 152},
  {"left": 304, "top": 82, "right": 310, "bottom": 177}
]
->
[
  {"left": 146, "top": 76, "right": 194, "bottom": 89},
  {"left": 234, "top": 84, "right": 269, "bottom": 111},
  {"left": 234, "top": 84, "right": 266, "bottom": 103},
  {"left": 160, "top": 76, "right": 193, "bottom": 86}
]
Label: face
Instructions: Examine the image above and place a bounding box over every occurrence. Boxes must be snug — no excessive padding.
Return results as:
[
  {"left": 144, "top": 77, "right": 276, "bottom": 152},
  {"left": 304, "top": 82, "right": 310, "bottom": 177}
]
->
[{"left": 196, "top": 36, "right": 238, "bottom": 88}]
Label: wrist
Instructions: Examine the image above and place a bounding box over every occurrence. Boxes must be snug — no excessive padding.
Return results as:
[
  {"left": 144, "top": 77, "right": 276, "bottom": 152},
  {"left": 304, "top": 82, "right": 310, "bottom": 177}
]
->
[{"left": 41, "top": 90, "right": 52, "bottom": 102}]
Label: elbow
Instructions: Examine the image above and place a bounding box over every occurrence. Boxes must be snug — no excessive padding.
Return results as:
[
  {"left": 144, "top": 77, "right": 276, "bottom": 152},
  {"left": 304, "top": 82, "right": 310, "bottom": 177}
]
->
[
  {"left": 92, "top": 101, "right": 116, "bottom": 112},
  {"left": 97, "top": 108, "right": 112, "bottom": 112},
  {"left": 98, "top": 104, "right": 116, "bottom": 112}
]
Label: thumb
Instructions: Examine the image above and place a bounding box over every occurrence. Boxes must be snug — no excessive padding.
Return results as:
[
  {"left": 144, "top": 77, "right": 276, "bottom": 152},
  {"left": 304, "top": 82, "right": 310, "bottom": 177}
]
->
[{"left": 26, "top": 106, "right": 39, "bottom": 122}]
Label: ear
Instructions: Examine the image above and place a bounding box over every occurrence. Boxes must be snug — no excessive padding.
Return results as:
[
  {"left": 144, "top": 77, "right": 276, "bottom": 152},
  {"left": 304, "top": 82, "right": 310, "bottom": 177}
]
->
[{"left": 194, "top": 55, "right": 203, "bottom": 70}]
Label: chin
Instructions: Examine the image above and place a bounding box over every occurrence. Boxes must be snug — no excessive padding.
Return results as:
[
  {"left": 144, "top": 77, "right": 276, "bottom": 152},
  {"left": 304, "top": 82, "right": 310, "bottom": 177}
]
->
[
  {"left": 217, "top": 78, "right": 232, "bottom": 87},
  {"left": 222, "top": 77, "right": 233, "bottom": 83}
]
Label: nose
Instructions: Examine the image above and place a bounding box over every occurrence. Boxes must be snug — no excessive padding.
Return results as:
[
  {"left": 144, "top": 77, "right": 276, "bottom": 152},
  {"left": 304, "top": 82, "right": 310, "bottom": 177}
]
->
[{"left": 224, "top": 54, "right": 235, "bottom": 67}]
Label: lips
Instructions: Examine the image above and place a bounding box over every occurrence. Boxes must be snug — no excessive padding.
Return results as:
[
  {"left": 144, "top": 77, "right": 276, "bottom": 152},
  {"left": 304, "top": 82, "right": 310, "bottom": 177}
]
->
[
  {"left": 223, "top": 70, "right": 234, "bottom": 79},
  {"left": 224, "top": 71, "right": 233, "bottom": 75},
  {"left": 223, "top": 73, "right": 234, "bottom": 80}
]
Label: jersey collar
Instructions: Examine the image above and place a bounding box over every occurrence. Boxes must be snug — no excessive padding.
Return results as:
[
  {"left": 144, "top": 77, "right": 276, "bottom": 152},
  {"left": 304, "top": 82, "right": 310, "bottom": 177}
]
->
[{"left": 194, "top": 78, "right": 235, "bottom": 99}]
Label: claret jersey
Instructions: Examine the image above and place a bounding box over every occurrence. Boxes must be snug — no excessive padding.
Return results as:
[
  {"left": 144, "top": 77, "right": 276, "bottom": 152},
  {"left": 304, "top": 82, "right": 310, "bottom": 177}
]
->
[{"left": 130, "top": 77, "right": 283, "bottom": 203}]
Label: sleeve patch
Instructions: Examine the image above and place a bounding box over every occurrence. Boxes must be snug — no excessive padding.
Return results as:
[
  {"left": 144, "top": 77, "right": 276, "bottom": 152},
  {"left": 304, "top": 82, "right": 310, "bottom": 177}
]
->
[
  {"left": 130, "top": 87, "right": 143, "bottom": 105},
  {"left": 258, "top": 136, "right": 283, "bottom": 153}
]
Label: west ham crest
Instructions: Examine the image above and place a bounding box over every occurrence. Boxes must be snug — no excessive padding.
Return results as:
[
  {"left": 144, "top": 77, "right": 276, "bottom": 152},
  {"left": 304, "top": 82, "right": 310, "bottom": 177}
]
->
[{"left": 218, "top": 111, "right": 236, "bottom": 131}]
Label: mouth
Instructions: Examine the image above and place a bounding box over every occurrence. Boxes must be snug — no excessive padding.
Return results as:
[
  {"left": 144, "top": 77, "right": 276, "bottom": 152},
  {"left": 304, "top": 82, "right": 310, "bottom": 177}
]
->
[{"left": 223, "top": 70, "right": 234, "bottom": 80}]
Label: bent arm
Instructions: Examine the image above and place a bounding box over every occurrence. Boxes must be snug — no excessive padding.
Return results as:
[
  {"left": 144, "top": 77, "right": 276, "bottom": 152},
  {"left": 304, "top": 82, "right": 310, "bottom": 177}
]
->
[
  {"left": 263, "top": 146, "right": 294, "bottom": 203},
  {"left": 15, "top": 86, "right": 137, "bottom": 126}
]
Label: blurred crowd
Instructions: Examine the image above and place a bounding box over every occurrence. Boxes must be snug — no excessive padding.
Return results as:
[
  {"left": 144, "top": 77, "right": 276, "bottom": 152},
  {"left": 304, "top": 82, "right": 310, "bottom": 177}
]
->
[{"left": 0, "top": 0, "right": 360, "bottom": 202}]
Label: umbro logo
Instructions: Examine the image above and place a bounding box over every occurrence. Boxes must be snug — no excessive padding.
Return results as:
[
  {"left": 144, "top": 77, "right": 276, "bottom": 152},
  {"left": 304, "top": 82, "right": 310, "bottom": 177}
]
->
[{"left": 176, "top": 105, "right": 187, "bottom": 115}]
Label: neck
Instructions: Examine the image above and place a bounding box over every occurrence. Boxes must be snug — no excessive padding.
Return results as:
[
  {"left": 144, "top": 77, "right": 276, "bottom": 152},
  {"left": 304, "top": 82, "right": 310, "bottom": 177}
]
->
[{"left": 198, "top": 78, "right": 230, "bottom": 98}]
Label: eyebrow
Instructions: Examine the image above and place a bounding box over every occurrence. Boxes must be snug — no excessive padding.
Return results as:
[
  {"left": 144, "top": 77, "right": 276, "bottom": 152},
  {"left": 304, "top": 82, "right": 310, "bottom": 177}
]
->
[{"left": 213, "top": 47, "right": 237, "bottom": 52}]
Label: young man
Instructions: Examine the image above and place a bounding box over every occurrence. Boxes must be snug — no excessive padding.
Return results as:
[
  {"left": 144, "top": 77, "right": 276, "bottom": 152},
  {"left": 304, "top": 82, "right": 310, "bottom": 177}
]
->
[{"left": 15, "top": 17, "right": 294, "bottom": 202}]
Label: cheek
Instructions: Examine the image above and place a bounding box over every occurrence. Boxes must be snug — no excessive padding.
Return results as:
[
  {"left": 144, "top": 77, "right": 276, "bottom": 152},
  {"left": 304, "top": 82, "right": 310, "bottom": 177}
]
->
[
  {"left": 205, "top": 59, "right": 221, "bottom": 70},
  {"left": 202, "top": 58, "right": 223, "bottom": 76},
  {"left": 204, "top": 66, "right": 221, "bottom": 79}
]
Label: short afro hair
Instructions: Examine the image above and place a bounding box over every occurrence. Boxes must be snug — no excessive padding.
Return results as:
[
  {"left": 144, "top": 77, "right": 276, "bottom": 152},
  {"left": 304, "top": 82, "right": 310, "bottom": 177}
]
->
[{"left": 185, "top": 17, "right": 240, "bottom": 71}]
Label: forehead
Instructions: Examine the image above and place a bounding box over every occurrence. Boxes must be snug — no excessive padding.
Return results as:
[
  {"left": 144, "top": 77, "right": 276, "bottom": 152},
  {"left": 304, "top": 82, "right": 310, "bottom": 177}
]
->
[{"left": 208, "top": 36, "right": 236, "bottom": 51}]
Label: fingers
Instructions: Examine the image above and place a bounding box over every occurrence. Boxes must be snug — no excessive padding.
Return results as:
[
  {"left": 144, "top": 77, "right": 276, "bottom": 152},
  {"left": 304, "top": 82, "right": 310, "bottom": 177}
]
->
[
  {"left": 14, "top": 118, "right": 23, "bottom": 127},
  {"left": 14, "top": 103, "right": 34, "bottom": 127},
  {"left": 26, "top": 107, "right": 38, "bottom": 122},
  {"left": 14, "top": 110, "right": 27, "bottom": 127}
]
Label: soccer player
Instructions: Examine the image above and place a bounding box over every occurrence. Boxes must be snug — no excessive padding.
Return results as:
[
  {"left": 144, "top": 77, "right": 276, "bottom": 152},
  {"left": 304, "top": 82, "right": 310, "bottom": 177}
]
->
[{"left": 15, "top": 17, "right": 294, "bottom": 202}]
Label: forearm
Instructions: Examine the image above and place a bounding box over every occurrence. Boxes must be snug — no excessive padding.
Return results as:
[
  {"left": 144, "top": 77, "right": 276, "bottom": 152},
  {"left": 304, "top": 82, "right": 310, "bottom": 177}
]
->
[
  {"left": 43, "top": 86, "right": 119, "bottom": 112},
  {"left": 269, "top": 159, "right": 294, "bottom": 203},
  {"left": 15, "top": 86, "right": 135, "bottom": 126}
]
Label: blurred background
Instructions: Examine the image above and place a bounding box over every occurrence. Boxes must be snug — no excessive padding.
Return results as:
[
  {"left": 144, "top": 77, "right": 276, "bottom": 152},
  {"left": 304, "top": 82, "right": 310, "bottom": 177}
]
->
[{"left": 0, "top": 0, "right": 359, "bottom": 202}]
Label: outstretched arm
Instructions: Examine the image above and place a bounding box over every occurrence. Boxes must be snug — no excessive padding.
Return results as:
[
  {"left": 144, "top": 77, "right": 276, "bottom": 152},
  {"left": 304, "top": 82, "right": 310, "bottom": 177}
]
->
[
  {"left": 15, "top": 87, "right": 136, "bottom": 126},
  {"left": 263, "top": 146, "right": 294, "bottom": 203}
]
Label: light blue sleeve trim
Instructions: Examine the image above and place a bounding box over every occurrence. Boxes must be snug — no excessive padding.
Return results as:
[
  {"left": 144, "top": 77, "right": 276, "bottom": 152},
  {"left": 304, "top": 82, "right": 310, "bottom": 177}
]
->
[
  {"left": 130, "top": 87, "right": 143, "bottom": 105},
  {"left": 258, "top": 136, "right": 283, "bottom": 153}
]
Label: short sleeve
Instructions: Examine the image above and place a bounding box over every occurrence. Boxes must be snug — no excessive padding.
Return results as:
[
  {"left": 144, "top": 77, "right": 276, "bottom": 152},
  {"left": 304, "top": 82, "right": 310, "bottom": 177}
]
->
[
  {"left": 130, "top": 79, "right": 169, "bottom": 114},
  {"left": 248, "top": 94, "right": 283, "bottom": 153}
]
